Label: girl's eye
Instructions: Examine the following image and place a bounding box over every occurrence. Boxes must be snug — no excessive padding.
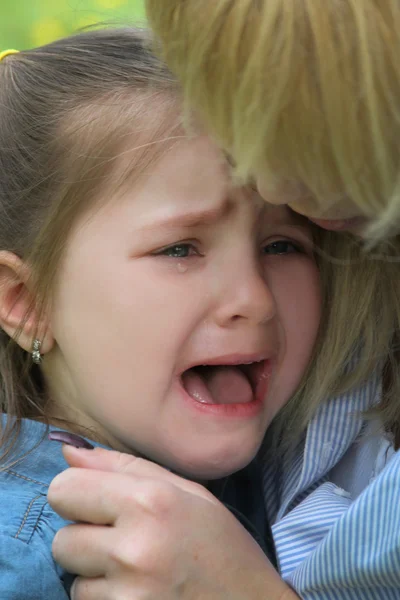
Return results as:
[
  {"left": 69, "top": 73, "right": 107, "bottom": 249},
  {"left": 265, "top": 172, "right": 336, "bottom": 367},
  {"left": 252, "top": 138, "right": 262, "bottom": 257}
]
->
[
  {"left": 158, "top": 243, "right": 197, "bottom": 258},
  {"left": 263, "top": 240, "right": 301, "bottom": 255}
]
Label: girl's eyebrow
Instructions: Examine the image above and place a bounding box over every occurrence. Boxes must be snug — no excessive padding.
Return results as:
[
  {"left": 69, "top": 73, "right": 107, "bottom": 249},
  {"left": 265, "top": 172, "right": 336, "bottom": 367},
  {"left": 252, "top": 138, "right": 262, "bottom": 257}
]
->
[{"left": 139, "top": 200, "right": 234, "bottom": 232}]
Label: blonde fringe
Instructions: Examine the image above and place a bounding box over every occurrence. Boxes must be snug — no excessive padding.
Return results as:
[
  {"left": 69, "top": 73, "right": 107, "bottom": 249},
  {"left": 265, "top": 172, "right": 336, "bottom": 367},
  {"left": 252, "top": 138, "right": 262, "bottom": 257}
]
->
[{"left": 147, "top": 0, "right": 400, "bottom": 241}]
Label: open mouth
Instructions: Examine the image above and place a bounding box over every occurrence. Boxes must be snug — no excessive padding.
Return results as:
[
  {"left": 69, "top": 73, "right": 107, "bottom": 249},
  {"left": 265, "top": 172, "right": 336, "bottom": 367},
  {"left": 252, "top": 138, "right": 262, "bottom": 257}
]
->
[{"left": 180, "top": 360, "right": 269, "bottom": 406}]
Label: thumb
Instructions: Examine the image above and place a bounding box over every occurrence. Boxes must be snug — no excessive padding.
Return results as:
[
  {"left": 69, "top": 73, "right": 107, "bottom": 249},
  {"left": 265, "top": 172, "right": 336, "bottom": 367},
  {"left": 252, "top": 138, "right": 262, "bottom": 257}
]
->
[
  {"left": 61, "top": 445, "right": 215, "bottom": 501},
  {"left": 62, "top": 444, "right": 140, "bottom": 472},
  {"left": 50, "top": 432, "right": 217, "bottom": 500},
  {"left": 48, "top": 430, "right": 142, "bottom": 472}
]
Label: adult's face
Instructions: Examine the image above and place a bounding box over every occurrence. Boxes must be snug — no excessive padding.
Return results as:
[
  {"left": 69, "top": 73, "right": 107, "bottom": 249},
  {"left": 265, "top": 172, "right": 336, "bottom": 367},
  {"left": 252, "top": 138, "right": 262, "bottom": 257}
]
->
[{"left": 256, "top": 173, "right": 368, "bottom": 234}]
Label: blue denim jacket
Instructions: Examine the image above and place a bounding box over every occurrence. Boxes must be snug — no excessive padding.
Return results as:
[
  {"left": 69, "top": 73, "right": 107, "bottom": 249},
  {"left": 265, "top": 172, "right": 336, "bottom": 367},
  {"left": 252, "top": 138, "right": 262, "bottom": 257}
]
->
[{"left": 0, "top": 416, "right": 268, "bottom": 599}]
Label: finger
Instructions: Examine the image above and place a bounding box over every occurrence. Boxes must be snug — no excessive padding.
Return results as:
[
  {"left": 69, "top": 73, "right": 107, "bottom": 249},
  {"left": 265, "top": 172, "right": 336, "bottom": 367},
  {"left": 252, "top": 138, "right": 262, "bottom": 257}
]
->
[
  {"left": 63, "top": 446, "right": 192, "bottom": 485},
  {"left": 70, "top": 576, "right": 108, "bottom": 600},
  {"left": 71, "top": 577, "right": 145, "bottom": 600},
  {"left": 61, "top": 446, "right": 213, "bottom": 499},
  {"left": 49, "top": 465, "right": 213, "bottom": 525},
  {"left": 52, "top": 524, "right": 113, "bottom": 577},
  {"left": 61, "top": 445, "right": 138, "bottom": 470},
  {"left": 48, "top": 468, "right": 141, "bottom": 523}
]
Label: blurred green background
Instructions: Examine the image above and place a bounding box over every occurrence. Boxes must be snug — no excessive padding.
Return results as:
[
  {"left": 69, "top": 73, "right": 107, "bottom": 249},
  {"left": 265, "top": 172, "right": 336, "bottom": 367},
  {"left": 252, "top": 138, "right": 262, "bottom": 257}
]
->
[{"left": 1, "top": 0, "right": 146, "bottom": 50}]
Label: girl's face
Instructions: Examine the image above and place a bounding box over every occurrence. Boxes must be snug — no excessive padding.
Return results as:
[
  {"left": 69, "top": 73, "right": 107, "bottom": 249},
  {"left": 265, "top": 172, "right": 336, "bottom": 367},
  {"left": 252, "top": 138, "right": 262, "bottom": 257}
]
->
[{"left": 45, "top": 136, "right": 321, "bottom": 480}]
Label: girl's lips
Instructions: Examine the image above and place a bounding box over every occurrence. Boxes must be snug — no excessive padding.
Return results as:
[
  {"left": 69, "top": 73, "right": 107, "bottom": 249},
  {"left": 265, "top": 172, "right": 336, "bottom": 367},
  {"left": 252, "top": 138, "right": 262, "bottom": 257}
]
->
[{"left": 308, "top": 216, "right": 367, "bottom": 232}]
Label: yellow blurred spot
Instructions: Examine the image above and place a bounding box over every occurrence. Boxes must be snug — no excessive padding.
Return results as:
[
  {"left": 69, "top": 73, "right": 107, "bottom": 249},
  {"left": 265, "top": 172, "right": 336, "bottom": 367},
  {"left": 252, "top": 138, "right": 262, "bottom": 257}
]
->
[
  {"left": 31, "top": 18, "right": 67, "bottom": 46},
  {"left": 75, "top": 15, "right": 102, "bottom": 31},
  {"left": 95, "top": 0, "right": 127, "bottom": 8}
]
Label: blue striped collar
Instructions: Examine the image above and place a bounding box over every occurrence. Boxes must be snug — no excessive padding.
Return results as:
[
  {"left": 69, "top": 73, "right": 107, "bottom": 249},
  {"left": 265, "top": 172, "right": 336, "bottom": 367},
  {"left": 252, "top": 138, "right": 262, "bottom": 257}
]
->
[{"left": 263, "top": 371, "right": 381, "bottom": 522}]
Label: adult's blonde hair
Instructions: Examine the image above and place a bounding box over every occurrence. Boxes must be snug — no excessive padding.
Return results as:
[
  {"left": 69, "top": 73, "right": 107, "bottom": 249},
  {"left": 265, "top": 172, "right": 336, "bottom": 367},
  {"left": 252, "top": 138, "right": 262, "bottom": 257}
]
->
[{"left": 146, "top": 0, "right": 400, "bottom": 241}]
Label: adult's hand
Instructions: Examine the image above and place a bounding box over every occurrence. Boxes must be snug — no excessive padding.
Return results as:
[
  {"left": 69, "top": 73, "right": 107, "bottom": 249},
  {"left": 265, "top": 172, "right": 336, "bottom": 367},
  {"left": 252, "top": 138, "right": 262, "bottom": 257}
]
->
[{"left": 48, "top": 446, "right": 299, "bottom": 600}]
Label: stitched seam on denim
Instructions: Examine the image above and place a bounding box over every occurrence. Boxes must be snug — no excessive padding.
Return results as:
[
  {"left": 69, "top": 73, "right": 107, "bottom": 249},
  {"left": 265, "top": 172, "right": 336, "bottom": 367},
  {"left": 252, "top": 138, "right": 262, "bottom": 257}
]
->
[
  {"left": 15, "top": 494, "right": 43, "bottom": 540},
  {"left": 6, "top": 469, "right": 48, "bottom": 487},
  {"left": 29, "top": 499, "right": 48, "bottom": 545}
]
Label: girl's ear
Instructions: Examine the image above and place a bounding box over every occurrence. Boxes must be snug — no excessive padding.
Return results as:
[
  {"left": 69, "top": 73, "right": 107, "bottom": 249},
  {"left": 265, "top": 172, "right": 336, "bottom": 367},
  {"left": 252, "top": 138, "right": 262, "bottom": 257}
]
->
[{"left": 0, "top": 251, "right": 54, "bottom": 354}]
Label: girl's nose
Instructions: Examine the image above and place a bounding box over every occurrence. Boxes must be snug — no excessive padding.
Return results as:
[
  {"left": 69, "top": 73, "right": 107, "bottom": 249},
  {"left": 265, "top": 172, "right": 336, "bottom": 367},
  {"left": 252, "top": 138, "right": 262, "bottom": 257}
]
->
[{"left": 213, "top": 264, "right": 276, "bottom": 328}]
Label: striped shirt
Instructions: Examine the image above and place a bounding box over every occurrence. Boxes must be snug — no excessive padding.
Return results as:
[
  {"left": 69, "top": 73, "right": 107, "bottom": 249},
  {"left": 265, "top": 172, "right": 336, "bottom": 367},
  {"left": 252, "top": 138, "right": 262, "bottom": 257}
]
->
[{"left": 262, "top": 373, "right": 400, "bottom": 598}]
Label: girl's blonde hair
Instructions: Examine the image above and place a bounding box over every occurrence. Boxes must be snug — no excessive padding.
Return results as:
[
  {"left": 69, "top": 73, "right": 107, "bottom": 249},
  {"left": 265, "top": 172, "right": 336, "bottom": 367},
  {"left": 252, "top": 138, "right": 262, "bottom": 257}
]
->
[
  {"left": 146, "top": 0, "right": 400, "bottom": 241},
  {"left": 0, "top": 25, "right": 400, "bottom": 466},
  {"left": 0, "top": 27, "right": 182, "bottom": 460}
]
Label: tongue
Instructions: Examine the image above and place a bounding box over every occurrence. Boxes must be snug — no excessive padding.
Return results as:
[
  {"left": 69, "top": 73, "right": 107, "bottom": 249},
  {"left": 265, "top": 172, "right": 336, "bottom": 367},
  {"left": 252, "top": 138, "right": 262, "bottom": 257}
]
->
[{"left": 183, "top": 366, "right": 253, "bottom": 405}]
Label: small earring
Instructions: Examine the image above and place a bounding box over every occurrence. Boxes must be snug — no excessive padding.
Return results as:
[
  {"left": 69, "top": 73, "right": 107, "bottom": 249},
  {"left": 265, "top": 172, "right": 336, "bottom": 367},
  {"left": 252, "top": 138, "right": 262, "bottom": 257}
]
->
[{"left": 32, "top": 339, "right": 42, "bottom": 364}]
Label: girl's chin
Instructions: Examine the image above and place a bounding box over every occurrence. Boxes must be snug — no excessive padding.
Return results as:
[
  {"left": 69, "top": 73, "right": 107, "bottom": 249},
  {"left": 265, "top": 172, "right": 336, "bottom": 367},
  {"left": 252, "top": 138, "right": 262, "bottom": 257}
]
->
[{"left": 170, "top": 450, "right": 260, "bottom": 482}]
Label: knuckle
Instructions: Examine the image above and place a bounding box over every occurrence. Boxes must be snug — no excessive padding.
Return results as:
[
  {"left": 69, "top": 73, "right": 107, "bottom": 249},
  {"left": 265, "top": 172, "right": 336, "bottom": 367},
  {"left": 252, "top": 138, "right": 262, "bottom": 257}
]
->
[
  {"left": 109, "top": 536, "right": 157, "bottom": 573},
  {"left": 137, "top": 480, "right": 177, "bottom": 516},
  {"left": 109, "top": 536, "right": 137, "bottom": 569},
  {"left": 115, "top": 451, "right": 140, "bottom": 474}
]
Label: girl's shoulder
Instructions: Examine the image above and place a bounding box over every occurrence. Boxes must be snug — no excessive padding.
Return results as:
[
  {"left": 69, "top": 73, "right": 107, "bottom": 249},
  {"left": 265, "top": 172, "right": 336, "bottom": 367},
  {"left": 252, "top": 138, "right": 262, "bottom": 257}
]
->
[
  {"left": 0, "top": 416, "right": 69, "bottom": 488},
  {"left": 0, "top": 417, "right": 76, "bottom": 598},
  {"left": 0, "top": 416, "right": 70, "bottom": 552},
  {"left": 0, "top": 465, "right": 64, "bottom": 541}
]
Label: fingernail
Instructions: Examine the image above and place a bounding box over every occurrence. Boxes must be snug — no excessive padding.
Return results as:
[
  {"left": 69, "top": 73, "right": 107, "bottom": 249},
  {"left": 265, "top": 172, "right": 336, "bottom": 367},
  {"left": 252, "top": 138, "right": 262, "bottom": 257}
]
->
[{"left": 48, "top": 431, "right": 94, "bottom": 449}]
